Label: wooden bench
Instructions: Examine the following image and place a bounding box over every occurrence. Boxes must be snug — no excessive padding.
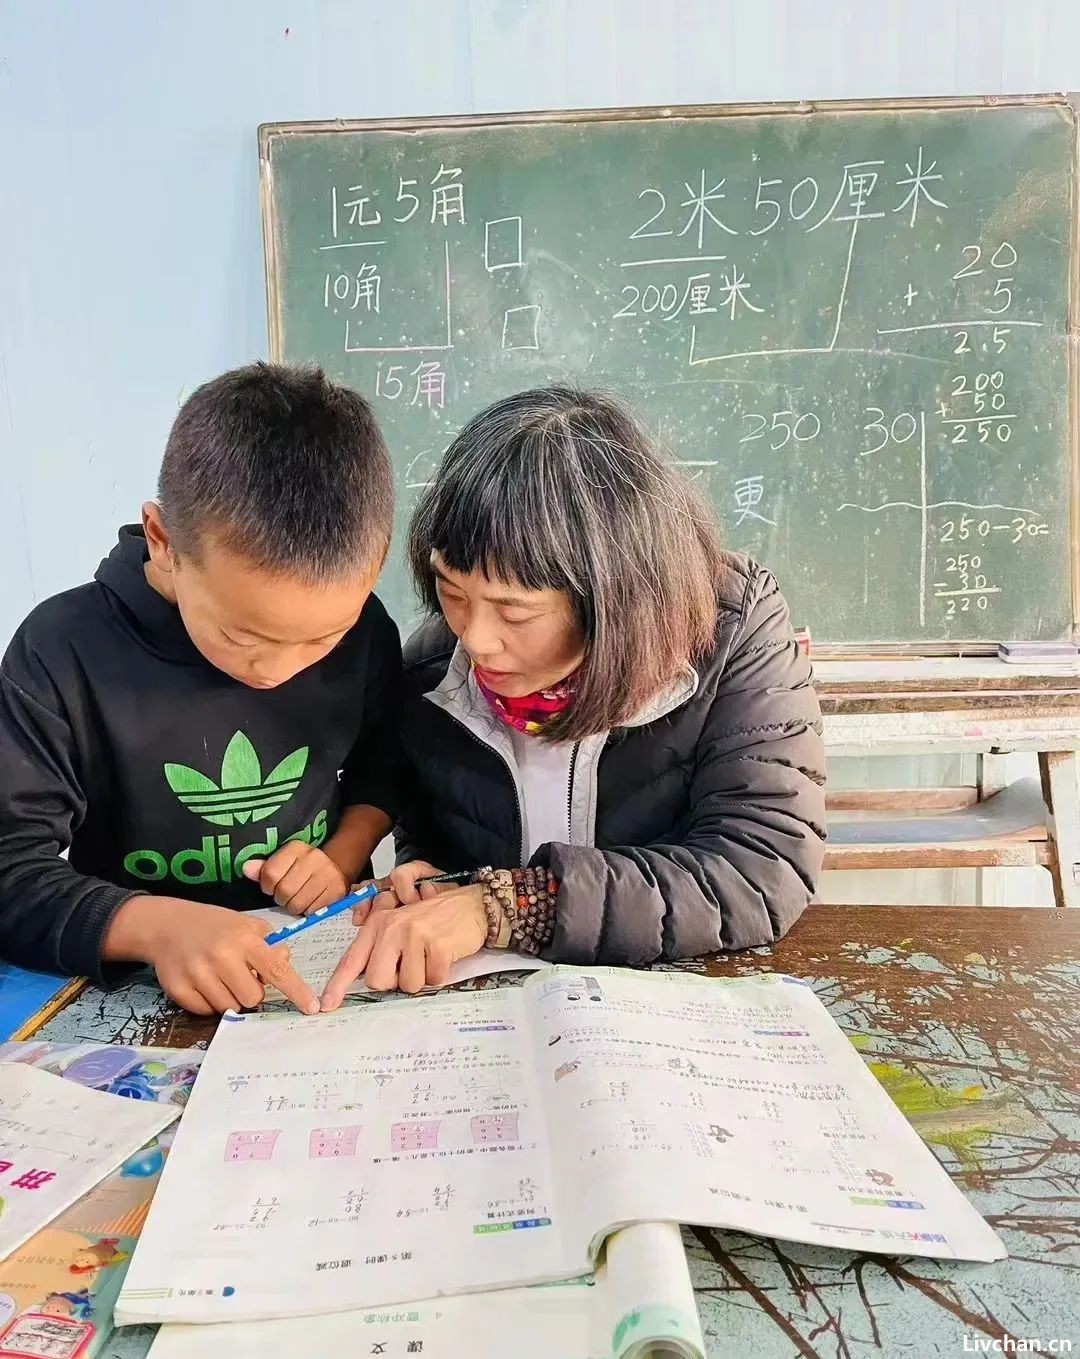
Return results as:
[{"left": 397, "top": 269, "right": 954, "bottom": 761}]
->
[{"left": 816, "top": 658, "right": 1080, "bottom": 906}]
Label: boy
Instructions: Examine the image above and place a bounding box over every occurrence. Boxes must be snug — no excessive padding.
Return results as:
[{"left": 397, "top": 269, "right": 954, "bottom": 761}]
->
[{"left": 0, "top": 363, "right": 400, "bottom": 1016}]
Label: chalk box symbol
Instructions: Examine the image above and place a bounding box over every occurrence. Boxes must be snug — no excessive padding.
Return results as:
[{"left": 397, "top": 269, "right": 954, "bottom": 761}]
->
[
  {"left": 485, "top": 216, "right": 524, "bottom": 272},
  {"left": 501, "top": 304, "right": 541, "bottom": 350}
]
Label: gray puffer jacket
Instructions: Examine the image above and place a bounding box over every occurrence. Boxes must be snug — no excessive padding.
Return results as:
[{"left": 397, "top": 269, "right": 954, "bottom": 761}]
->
[{"left": 395, "top": 553, "right": 826, "bottom": 964}]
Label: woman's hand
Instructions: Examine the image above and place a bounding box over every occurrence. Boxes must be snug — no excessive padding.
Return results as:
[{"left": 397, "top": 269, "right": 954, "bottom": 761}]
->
[
  {"left": 356, "top": 860, "right": 451, "bottom": 922},
  {"left": 322, "top": 885, "right": 487, "bottom": 1007}
]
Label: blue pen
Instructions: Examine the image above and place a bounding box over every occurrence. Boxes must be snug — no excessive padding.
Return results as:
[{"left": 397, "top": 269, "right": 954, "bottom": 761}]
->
[{"left": 263, "top": 884, "right": 379, "bottom": 947}]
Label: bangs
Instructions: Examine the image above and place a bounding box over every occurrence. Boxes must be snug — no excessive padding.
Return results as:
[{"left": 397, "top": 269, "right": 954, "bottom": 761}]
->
[{"left": 414, "top": 426, "right": 587, "bottom": 600}]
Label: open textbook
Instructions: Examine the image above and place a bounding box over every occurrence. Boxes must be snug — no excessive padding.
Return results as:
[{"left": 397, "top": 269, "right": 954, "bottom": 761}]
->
[
  {"left": 117, "top": 968, "right": 1005, "bottom": 1326},
  {"left": 250, "top": 905, "right": 549, "bottom": 998},
  {"left": 147, "top": 1222, "right": 704, "bottom": 1359}
]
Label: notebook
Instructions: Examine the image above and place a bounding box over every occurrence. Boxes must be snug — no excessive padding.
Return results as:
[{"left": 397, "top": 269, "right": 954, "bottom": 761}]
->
[{"left": 117, "top": 967, "right": 1006, "bottom": 1327}]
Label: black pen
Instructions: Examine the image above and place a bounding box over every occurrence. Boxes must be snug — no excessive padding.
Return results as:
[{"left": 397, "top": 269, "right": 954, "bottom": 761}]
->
[{"left": 418, "top": 869, "right": 475, "bottom": 887}]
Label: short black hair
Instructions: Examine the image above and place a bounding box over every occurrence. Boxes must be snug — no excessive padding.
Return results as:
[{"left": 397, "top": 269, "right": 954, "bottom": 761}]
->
[
  {"left": 409, "top": 385, "right": 724, "bottom": 743},
  {"left": 158, "top": 362, "right": 393, "bottom": 581}
]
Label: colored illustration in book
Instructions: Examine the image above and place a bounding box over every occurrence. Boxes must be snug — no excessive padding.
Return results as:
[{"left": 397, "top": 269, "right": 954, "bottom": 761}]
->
[
  {"left": 564, "top": 978, "right": 603, "bottom": 1003},
  {"left": 0, "top": 1309, "right": 94, "bottom": 1358},
  {"left": 40, "top": 1288, "right": 93, "bottom": 1321},
  {"left": 0, "top": 1226, "right": 137, "bottom": 1352},
  {"left": 68, "top": 1237, "right": 128, "bottom": 1285},
  {"left": 538, "top": 975, "right": 605, "bottom": 1005},
  {"left": 867, "top": 1169, "right": 895, "bottom": 1187},
  {"left": 117, "top": 1139, "right": 165, "bottom": 1181},
  {"left": 0, "top": 1044, "right": 199, "bottom": 1112}
]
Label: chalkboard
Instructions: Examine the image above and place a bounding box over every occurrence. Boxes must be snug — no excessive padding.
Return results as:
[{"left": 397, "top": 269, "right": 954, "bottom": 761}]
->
[{"left": 260, "top": 97, "right": 1079, "bottom": 651}]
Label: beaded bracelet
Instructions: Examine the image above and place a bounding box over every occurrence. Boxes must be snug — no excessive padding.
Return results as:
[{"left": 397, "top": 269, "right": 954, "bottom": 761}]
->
[{"left": 472, "top": 866, "right": 559, "bottom": 954}]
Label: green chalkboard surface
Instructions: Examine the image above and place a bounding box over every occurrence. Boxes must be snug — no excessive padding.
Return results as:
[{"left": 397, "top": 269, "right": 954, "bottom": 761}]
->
[{"left": 260, "top": 98, "right": 1078, "bottom": 650}]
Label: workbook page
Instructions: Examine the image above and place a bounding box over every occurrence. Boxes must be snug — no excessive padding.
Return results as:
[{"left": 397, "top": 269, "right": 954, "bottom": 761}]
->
[
  {"left": 251, "top": 907, "right": 547, "bottom": 999},
  {"left": 530, "top": 969, "right": 1006, "bottom": 1264},
  {"left": 117, "top": 989, "right": 578, "bottom": 1325},
  {"left": 0, "top": 1064, "right": 180, "bottom": 1259}
]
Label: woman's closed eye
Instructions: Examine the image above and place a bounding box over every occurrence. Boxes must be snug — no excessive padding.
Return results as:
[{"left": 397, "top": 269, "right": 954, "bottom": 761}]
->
[{"left": 498, "top": 610, "right": 542, "bottom": 628}]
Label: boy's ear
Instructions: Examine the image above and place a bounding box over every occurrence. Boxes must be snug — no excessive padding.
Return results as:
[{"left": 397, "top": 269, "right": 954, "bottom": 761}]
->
[
  {"left": 142, "top": 502, "right": 175, "bottom": 567},
  {"left": 359, "top": 542, "right": 389, "bottom": 591}
]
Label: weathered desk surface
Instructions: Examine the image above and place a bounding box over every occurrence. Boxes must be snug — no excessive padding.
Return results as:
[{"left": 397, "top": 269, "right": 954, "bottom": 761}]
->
[{"left": 34, "top": 905, "right": 1080, "bottom": 1359}]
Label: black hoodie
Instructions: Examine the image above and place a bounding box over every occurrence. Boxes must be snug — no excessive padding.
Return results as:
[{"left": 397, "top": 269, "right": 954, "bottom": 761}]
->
[{"left": 0, "top": 526, "right": 401, "bottom": 982}]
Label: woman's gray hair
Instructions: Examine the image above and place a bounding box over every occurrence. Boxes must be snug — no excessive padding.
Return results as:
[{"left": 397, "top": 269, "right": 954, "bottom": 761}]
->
[{"left": 408, "top": 385, "right": 725, "bottom": 742}]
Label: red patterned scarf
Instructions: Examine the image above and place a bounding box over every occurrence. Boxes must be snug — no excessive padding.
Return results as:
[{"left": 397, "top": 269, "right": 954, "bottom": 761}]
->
[{"left": 472, "top": 666, "right": 577, "bottom": 734}]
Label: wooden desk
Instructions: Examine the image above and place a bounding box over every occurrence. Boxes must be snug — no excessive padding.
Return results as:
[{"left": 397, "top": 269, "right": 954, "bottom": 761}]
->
[
  {"left": 31, "top": 905, "right": 1078, "bottom": 1358},
  {"left": 817, "top": 660, "right": 1080, "bottom": 905}
]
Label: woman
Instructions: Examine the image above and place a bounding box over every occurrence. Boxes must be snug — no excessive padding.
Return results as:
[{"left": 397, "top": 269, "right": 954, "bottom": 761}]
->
[{"left": 322, "top": 386, "right": 825, "bottom": 1004}]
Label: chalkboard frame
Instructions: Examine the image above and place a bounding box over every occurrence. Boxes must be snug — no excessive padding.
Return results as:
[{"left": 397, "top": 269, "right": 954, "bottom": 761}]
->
[{"left": 259, "top": 93, "right": 1080, "bottom": 658}]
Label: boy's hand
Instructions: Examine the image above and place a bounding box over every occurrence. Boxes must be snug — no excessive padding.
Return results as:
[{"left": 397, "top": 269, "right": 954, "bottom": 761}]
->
[
  {"left": 241, "top": 843, "right": 348, "bottom": 915},
  {"left": 104, "top": 896, "right": 320, "bottom": 1017}
]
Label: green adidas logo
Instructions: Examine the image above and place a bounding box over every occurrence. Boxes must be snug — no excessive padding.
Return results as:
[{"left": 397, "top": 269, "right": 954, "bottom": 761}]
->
[{"left": 164, "top": 731, "right": 309, "bottom": 827}]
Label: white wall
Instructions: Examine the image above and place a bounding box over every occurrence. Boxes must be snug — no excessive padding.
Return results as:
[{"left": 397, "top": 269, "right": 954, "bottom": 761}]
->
[{"left": 3, "top": 0, "right": 1074, "bottom": 901}]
